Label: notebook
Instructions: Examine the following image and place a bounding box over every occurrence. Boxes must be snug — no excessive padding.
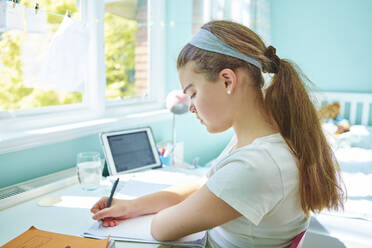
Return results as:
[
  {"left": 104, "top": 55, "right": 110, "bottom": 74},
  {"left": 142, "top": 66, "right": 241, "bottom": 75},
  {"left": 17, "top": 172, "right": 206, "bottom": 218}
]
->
[
  {"left": 3, "top": 226, "right": 110, "bottom": 248},
  {"left": 83, "top": 174, "right": 207, "bottom": 247},
  {"left": 84, "top": 215, "right": 207, "bottom": 247}
]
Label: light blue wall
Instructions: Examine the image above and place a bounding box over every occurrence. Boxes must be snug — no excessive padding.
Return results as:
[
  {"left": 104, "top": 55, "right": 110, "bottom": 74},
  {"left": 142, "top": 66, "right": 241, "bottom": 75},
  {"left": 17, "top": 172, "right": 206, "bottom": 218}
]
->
[
  {"left": 0, "top": 1, "right": 231, "bottom": 189},
  {"left": 0, "top": 134, "right": 103, "bottom": 189},
  {"left": 270, "top": 0, "right": 372, "bottom": 93},
  {"left": 165, "top": 0, "right": 193, "bottom": 93}
]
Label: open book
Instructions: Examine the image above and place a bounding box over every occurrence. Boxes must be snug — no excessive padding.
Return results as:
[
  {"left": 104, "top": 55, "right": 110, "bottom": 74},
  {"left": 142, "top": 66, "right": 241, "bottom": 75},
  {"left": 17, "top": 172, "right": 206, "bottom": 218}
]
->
[{"left": 84, "top": 172, "right": 207, "bottom": 247}]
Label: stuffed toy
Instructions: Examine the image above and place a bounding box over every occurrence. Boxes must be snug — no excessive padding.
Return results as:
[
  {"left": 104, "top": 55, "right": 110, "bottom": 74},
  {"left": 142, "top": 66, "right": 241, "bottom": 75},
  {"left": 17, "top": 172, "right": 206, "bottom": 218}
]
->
[{"left": 318, "top": 102, "right": 340, "bottom": 120}]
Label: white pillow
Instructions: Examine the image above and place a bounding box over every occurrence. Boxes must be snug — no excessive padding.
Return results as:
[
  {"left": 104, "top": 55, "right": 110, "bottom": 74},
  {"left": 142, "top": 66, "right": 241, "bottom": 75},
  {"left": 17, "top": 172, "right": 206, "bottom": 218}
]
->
[
  {"left": 337, "top": 125, "right": 372, "bottom": 149},
  {"left": 322, "top": 123, "right": 372, "bottom": 149}
]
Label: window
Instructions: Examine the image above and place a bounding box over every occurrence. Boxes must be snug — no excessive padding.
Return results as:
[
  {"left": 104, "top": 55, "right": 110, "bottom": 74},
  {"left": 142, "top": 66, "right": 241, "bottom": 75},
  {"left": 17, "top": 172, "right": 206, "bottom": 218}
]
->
[
  {"left": 0, "top": 0, "right": 167, "bottom": 153},
  {"left": 104, "top": 0, "right": 149, "bottom": 100}
]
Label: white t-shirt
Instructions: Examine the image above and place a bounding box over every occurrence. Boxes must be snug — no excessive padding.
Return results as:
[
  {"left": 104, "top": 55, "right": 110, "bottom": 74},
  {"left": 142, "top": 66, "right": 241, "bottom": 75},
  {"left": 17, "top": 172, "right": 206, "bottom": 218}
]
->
[{"left": 206, "top": 133, "right": 309, "bottom": 248}]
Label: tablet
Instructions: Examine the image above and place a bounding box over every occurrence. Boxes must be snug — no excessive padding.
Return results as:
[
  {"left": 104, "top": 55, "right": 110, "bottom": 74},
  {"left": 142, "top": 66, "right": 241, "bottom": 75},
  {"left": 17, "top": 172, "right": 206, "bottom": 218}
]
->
[{"left": 100, "top": 127, "right": 162, "bottom": 175}]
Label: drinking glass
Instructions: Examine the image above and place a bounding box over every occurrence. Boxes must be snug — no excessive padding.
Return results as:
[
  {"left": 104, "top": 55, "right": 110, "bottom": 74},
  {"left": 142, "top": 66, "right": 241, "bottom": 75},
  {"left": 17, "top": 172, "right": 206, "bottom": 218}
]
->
[{"left": 76, "top": 152, "right": 102, "bottom": 191}]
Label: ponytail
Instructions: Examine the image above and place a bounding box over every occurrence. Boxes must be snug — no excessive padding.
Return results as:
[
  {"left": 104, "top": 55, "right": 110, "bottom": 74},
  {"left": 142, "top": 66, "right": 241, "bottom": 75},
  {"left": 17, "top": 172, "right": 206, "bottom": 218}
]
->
[{"left": 265, "top": 59, "right": 345, "bottom": 216}]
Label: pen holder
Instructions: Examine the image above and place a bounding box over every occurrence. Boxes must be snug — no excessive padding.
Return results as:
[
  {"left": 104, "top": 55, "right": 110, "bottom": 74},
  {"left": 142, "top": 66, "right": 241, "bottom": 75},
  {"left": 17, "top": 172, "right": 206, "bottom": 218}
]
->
[
  {"left": 157, "top": 141, "right": 184, "bottom": 167},
  {"left": 157, "top": 141, "right": 172, "bottom": 167},
  {"left": 159, "top": 154, "right": 171, "bottom": 166}
]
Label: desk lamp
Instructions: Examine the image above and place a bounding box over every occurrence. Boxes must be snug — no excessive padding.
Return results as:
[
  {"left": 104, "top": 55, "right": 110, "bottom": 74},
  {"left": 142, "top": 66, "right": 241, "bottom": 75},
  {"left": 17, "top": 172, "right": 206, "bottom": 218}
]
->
[{"left": 166, "top": 90, "right": 190, "bottom": 166}]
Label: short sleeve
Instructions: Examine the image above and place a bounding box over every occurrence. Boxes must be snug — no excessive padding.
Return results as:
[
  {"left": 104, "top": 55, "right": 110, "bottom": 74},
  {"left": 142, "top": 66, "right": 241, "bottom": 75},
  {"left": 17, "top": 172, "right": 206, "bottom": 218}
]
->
[{"left": 206, "top": 157, "right": 284, "bottom": 225}]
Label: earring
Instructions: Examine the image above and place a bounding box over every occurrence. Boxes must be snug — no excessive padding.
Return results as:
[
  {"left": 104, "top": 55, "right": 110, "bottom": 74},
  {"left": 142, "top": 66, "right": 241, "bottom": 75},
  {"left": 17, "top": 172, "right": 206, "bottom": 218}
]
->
[{"left": 227, "top": 90, "right": 231, "bottom": 95}]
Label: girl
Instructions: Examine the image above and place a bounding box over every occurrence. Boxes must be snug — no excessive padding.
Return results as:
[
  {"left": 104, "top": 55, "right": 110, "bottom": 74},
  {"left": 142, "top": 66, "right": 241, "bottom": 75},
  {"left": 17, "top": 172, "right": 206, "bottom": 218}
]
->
[{"left": 91, "top": 20, "right": 344, "bottom": 247}]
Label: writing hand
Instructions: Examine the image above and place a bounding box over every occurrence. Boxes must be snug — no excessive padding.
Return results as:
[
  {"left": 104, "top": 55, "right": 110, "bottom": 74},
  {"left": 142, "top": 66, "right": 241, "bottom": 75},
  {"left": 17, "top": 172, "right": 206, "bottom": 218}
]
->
[{"left": 90, "top": 197, "right": 137, "bottom": 227}]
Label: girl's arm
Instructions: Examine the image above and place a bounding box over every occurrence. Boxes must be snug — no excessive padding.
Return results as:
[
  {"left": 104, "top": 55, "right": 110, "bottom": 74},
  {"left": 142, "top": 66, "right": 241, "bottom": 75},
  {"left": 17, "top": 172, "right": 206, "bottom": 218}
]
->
[
  {"left": 133, "top": 179, "right": 206, "bottom": 215},
  {"left": 151, "top": 185, "right": 242, "bottom": 241},
  {"left": 91, "top": 179, "right": 206, "bottom": 226}
]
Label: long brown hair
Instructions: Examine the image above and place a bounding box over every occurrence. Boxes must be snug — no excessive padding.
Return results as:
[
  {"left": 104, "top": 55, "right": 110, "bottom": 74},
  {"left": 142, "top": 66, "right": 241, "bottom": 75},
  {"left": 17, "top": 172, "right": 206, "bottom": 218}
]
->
[{"left": 177, "top": 20, "right": 344, "bottom": 216}]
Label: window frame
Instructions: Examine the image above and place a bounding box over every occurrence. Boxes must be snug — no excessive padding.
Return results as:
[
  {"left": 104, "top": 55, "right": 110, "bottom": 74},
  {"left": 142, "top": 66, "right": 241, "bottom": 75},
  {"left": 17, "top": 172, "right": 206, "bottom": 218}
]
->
[{"left": 0, "top": 0, "right": 168, "bottom": 154}]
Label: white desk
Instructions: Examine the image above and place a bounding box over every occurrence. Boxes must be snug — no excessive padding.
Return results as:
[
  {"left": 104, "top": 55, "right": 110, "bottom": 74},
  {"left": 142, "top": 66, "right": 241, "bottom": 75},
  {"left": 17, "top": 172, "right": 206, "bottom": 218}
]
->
[
  {"left": 2, "top": 166, "right": 372, "bottom": 248},
  {"left": 0, "top": 167, "right": 208, "bottom": 247}
]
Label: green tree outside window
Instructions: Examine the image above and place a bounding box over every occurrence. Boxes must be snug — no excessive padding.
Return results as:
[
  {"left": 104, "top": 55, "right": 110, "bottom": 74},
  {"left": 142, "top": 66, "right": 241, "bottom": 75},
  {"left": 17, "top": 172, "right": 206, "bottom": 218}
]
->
[{"left": 0, "top": 0, "right": 137, "bottom": 111}]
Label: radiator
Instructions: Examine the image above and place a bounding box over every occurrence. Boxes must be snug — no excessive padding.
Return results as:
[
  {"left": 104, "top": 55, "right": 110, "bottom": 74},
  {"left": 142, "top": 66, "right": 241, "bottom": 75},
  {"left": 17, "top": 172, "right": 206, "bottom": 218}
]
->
[{"left": 0, "top": 168, "right": 77, "bottom": 210}]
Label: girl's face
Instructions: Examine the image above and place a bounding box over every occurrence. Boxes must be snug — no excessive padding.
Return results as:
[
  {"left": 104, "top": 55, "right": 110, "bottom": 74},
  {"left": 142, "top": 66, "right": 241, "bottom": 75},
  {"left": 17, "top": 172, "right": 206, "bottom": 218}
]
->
[{"left": 178, "top": 62, "right": 233, "bottom": 133}]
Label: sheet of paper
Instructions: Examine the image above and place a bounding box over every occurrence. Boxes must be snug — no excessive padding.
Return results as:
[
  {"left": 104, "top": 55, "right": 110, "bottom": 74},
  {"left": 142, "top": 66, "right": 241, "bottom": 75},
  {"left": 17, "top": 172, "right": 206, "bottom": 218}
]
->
[
  {"left": 2, "top": 2, "right": 25, "bottom": 31},
  {"left": 3, "top": 226, "right": 108, "bottom": 248},
  {"left": 115, "top": 179, "right": 171, "bottom": 199},
  {"left": 39, "top": 15, "right": 88, "bottom": 92},
  {"left": 109, "top": 169, "right": 204, "bottom": 199},
  {"left": 111, "top": 169, "right": 204, "bottom": 186},
  {"left": 25, "top": 7, "right": 47, "bottom": 33},
  {"left": 22, "top": 32, "right": 50, "bottom": 88}
]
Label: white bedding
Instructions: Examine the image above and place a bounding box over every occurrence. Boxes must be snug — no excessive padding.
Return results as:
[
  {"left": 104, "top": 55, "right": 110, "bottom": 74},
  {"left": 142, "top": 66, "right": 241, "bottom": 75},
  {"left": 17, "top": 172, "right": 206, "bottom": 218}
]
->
[
  {"left": 322, "top": 124, "right": 372, "bottom": 221},
  {"left": 336, "top": 147, "right": 372, "bottom": 174},
  {"left": 323, "top": 170, "right": 372, "bottom": 221}
]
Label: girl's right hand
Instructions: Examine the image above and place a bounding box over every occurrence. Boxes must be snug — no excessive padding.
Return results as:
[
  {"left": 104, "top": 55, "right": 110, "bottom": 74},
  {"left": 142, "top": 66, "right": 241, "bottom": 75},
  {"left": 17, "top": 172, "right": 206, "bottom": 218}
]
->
[{"left": 90, "top": 197, "right": 138, "bottom": 227}]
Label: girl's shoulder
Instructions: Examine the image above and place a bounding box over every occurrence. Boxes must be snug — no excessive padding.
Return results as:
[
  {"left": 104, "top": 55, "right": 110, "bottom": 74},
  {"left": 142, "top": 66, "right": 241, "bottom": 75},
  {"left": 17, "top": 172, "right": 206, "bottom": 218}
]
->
[{"left": 207, "top": 133, "right": 297, "bottom": 178}]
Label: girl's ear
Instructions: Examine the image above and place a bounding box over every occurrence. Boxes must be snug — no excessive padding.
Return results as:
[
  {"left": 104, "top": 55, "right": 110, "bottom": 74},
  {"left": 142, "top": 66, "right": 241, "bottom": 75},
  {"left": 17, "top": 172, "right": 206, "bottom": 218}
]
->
[{"left": 219, "top": 68, "right": 237, "bottom": 94}]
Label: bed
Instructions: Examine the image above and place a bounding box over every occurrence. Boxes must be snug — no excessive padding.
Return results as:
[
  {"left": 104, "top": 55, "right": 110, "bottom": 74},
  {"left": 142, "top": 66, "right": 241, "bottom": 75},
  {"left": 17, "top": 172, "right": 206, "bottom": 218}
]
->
[{"left": 303, "top": 91, "right": 372, "bottom": 248}]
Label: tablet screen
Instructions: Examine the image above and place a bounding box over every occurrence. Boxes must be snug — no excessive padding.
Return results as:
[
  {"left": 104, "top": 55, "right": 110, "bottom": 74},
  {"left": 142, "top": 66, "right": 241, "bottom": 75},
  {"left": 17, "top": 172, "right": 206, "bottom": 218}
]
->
[
  {"left": 101, "top": 128, "right": 161, "bottom": 175},
  {"left": 108, "top": 131, "right": 156, "bottom": 172}
]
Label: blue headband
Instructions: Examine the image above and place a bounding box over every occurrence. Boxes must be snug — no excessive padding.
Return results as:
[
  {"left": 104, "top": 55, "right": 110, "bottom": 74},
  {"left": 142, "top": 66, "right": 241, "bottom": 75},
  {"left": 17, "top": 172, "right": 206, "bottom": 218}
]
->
[{"left": 189, "top": 28, "right": 263, "bottom": 71}]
